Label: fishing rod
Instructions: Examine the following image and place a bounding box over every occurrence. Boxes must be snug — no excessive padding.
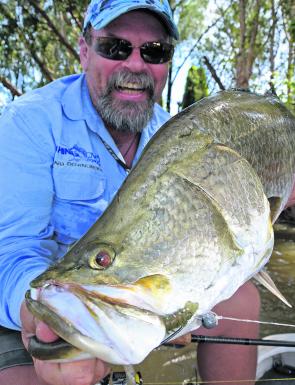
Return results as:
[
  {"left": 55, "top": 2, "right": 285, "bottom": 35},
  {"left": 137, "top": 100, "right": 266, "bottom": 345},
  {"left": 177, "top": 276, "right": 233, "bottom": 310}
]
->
[
  {"left": 189, "top": 312, "right": 295, "bottom": 347},
  {"left": 191, "top": 335, "right": 295, "bottom": 347},
  {"left": 167, "top": 312, "right": 295, "bottom": 348}
]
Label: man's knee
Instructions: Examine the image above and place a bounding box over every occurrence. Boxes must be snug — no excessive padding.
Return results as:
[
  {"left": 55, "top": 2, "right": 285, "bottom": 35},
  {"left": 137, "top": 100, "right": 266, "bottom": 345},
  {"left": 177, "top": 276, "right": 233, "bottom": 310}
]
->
[
  {"left": 214, "top": 280, "right": 260, "bottom": 319},
  {"left": 195, "top": 281, "right": 260, "bottom": 337}
]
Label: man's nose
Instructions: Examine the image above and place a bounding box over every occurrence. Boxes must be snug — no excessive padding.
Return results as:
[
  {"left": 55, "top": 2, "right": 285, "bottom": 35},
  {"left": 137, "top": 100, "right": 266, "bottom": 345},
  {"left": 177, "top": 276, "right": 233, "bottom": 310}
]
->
[{"left": 121, "top": 47, "right": 147, "bottom": 72}]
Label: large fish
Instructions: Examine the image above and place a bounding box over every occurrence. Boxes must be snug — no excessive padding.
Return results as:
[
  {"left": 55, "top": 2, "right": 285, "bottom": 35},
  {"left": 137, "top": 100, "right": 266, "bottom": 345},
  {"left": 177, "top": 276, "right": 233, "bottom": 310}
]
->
[{"left": 26, "top": 90, "right": 295, "bottom": 365}]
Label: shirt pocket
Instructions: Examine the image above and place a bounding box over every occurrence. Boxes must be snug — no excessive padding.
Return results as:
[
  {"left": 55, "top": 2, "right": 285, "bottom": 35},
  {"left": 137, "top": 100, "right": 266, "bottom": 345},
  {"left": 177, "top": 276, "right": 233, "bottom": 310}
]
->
[
  {"left": 53, "top": 164, "right": 106, "bottom": 200},
  {"left": 52, "top": 165, "right": 109, "bottom": 245}
]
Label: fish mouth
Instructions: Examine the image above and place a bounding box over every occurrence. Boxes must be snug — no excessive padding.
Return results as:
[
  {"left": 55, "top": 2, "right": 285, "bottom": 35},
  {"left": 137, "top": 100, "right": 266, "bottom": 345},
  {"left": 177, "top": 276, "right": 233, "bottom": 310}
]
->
[{"left": 26, "top": 278, "right": 167, "bottom": 365}]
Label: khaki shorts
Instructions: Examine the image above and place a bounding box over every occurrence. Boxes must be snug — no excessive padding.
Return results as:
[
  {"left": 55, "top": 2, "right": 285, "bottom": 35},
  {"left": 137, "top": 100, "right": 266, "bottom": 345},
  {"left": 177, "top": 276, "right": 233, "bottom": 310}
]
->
[{"left": 0, "top": 326, "right": 33, "bottom": 370}]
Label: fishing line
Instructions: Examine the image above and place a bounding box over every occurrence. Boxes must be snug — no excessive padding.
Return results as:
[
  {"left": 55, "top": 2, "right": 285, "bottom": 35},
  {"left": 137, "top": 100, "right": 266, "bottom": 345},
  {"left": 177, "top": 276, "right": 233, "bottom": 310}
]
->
[
  {"left": 200, "top": 312, "right": 295, "bottom": 330},
  {"left": 142, "top": 379, "right": 295, "bottom": 384},
  {"left": 217, "top": 316, "right": 295, "bottom": 329}
]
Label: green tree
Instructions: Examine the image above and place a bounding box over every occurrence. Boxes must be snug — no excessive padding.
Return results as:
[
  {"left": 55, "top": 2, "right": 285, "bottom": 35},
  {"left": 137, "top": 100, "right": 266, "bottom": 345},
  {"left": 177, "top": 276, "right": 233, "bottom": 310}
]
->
[
  {"left": 196, "top": 0, "right": 294, "bottom": 98},
  {"left": 280, "top": 0, "right": 295, "bottom": 112},
  {"left": 0, "top": 0, "right": 86, "bottom": 98},
  {"left": 1, "top": 0, "right": 293, "bottom": 113},
  {"left": 181, "top": 65, "right": 208, "bottom": 109},
  {"left": 166, "top": 0, "right": 208, "bottom": 111}
]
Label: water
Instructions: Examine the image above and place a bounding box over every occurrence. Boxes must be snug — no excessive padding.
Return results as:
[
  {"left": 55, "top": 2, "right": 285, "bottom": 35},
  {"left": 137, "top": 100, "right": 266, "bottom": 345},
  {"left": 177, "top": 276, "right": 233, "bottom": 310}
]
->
[
  {"left": 260, "top": 224, "right": 295, "bottom": 337},
  {"left": 110, "top": 222, "right": 295, "bottom": 384}
]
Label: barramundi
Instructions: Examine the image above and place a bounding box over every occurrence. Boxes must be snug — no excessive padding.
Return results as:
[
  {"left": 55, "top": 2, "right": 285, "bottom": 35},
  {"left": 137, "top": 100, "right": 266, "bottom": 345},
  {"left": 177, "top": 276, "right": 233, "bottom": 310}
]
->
[{"left": 26, "top": 90, "right": 295, "bottom": 365}]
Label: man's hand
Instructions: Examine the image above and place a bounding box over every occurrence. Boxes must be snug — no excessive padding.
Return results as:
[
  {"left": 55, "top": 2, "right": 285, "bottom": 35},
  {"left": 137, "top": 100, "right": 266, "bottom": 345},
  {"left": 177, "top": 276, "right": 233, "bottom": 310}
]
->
[
  {"left": 20, "top": 301, "right": 110, "bottom": 385},
  {"left": 166, "top": 333, "right": 192, "bottom": 347}
]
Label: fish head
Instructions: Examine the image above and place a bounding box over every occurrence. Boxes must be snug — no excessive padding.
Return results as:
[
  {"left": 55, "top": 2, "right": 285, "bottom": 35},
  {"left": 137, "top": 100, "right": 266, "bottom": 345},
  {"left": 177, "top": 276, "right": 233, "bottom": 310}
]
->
[{"left": 27, "top": 231, "right": 192, "bottom": 364}]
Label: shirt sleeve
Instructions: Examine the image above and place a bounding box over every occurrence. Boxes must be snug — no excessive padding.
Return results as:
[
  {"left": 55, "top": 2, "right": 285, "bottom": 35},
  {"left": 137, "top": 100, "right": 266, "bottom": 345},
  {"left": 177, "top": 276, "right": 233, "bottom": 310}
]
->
[{"left": 0, "top": 102, "right": 58, "bottom": 330}]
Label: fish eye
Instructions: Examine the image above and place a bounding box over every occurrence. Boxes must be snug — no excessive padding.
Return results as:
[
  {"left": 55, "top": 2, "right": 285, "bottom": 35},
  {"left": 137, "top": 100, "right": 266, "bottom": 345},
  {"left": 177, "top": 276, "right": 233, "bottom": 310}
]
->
[
  {"left": 95, "top": 251, "right": 111, "bottom": 268},
  {"left": 88, "top": 244, "right": 116, "bottom": 270}
]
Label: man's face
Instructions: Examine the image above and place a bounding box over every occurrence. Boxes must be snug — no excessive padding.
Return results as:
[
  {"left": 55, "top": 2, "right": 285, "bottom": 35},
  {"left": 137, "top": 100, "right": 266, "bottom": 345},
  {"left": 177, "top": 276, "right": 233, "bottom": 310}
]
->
[{"left": 79, "top": 10, "right": 171, "bottom": 132}]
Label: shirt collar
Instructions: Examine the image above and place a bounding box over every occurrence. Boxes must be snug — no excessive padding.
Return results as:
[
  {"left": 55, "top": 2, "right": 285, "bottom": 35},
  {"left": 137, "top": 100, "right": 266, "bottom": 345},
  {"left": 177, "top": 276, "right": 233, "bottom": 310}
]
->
[{"left": 61, "top": 73, "right": 103, "bottom": 126}]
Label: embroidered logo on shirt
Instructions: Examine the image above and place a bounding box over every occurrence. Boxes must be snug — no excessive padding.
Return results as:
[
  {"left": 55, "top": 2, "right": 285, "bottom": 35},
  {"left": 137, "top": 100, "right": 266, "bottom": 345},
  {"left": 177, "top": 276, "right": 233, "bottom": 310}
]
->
[
  {"left": 54, "top": 145, "right": 102, "bottom": 171},
  {"left": 56, "top": 145, "right": 100, "bottom": 165}
]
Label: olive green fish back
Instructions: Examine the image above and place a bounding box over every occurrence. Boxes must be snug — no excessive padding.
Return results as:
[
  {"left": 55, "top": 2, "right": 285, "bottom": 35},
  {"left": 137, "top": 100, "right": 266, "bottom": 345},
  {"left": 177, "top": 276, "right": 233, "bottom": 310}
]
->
[{"left": 141, "top": 90, "right": 295, "bottom": 222}]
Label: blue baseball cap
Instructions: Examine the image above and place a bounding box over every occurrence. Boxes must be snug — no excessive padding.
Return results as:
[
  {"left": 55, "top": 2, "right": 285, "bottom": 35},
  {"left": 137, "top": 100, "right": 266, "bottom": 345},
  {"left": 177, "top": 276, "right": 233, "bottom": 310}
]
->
[{"left": 83, "top": 0, "right": 179, "bottom": 40}]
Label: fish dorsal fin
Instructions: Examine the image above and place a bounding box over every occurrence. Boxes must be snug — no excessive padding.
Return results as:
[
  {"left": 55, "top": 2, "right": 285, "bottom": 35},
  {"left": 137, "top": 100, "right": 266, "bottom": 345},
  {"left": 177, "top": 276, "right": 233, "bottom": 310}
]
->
[
  {"left": 254, "top": 270, "right": 292, "bottom": 308},
  {"left": 268, "top": 196, "right": 283, "bottom": 224}
]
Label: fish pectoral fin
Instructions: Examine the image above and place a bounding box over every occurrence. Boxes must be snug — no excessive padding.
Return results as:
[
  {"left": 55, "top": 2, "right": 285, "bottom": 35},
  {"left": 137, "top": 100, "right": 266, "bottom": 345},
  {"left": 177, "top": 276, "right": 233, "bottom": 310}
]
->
[
  {"left": 254, "top": 269, "right": 292, "bottom": 308},
  {"left": 268, "top": 196, "right": 283, "bottom": 224}
]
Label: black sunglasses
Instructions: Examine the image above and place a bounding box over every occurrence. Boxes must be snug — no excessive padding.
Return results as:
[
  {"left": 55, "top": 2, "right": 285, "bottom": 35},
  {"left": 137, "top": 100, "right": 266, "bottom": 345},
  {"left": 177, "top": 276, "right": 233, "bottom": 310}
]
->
[{"left": 92, "top": 37, "right": 174, "bottom": 64}]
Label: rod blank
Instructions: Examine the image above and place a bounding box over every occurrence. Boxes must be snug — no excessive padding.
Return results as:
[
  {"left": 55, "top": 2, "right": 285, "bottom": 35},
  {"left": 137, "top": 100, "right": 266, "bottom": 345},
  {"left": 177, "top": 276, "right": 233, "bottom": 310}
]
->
[{"left": 191, "top": 335, "right": 295, "bottom": 347}]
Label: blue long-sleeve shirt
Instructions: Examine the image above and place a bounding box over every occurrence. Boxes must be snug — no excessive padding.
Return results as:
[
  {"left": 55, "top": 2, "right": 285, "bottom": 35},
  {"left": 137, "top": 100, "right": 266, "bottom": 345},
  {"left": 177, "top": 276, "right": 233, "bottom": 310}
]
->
[{"left": 0, "top": 73, "right": 170, "bottom": 329}]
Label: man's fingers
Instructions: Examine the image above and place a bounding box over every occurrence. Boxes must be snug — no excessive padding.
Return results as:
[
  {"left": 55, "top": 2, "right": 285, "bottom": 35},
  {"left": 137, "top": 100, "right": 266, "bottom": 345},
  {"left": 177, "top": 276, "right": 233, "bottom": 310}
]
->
[
  {"left": 33, "top": 359, "right": 65, "bottom": 385},
  {"left": 167, "top": 333, "right": 192, "bottom": 346},
  {"left": 20, "top": 301, "right": 35, "bottom": 335},
  {"left": 21, "top": 300, "right": 59, "bottom": 343},
  {"left": 61, "top": 359, "right": 109, "bottom": 385},
  {"left": 36, "top": 321, "right": 59, "bottom": 343},
  {"left": 21, "top": 300, "right": 110, "bottom": 385},
  {"left": 34, "top": 358, "right": 110, "bottom": 385},
  {"left": 60, "top": 359, "right": 96, "bottom": 385},
  {"left": 94, "top": 359, "right": 110, "bottom": 383}
]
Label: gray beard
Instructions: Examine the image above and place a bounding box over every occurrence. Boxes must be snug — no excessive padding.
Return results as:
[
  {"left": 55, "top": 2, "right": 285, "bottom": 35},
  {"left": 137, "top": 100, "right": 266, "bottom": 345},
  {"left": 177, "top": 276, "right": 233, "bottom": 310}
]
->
[{"left": 94, "top": 70, "right": 155, "bottom": 133}]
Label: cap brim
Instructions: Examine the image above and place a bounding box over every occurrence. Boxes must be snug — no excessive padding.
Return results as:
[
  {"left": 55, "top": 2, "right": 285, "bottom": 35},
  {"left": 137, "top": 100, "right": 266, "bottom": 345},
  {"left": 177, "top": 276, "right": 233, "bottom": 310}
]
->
[{"left": 86, "top": 5, "right": 179, "bottom": 40}]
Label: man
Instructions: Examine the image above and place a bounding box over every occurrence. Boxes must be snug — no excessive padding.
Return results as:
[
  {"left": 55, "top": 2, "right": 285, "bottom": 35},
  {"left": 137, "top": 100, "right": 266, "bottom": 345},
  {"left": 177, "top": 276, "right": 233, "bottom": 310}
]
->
[{"left": 0, "top": 1, "right": 264, "bottom": 384}]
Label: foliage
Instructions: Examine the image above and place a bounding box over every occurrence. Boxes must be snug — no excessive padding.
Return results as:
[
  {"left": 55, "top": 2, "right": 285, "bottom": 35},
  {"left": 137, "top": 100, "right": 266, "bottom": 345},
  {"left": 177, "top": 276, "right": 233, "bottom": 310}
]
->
[
  {"left": 181, "top": 65, "right": 208, "bottom": 108},
  {"left": 170, "top": 0, "right": 208, "bottom": 41},
  {"left": 190, "top": 0, "right": 294, "bottom": 103},
  {"left": 0, "top": 0, "right": 86, "bottom": 96},
  {"left": 165, "top": 0, "right": 208, "bottom": 111},
  {"left": 279, "top": 0, "right": 295, "bottom": 112},
  {"left": 0, "top": 0, "right": 294, "bottom": 113}
]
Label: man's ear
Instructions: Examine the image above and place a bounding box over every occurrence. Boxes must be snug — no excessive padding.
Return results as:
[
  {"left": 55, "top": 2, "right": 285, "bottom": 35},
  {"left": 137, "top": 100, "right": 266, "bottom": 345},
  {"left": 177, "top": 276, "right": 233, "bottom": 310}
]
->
[{"left": 79, "top": 36, "right": 90, "bottom": 71}]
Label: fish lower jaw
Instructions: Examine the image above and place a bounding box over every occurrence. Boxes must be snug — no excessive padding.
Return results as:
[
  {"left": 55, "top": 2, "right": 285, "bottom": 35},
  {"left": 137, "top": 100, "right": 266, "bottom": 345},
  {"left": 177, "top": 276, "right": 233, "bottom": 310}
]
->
[
  {"left": 65, "top": 333, "right": 143, "bottom": 365},
  {"left": 30, "top": 287, "right": 40, "bottom": 300},
  {"left": 37, "top": 319, "right": 165, "bottom": 365},
  {"left": 29, "top": 285, "right": 167, "bottom": 365},
  {"left": 29, "top": 332, "right": 143, "bottom": 365}
]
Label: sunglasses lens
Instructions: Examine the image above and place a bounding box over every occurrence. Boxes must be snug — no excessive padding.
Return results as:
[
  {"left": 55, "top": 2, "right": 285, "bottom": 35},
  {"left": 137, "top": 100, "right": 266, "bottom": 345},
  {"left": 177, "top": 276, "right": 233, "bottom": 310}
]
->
[
  {"left": 94, "top": 38, "right": 131, "bottom": 60},
  {"left": 93, "top": 38, "right": 174, "bottom": 64},
  {"left": 141, "top": 42, "right": 174, "bottom": 64}
]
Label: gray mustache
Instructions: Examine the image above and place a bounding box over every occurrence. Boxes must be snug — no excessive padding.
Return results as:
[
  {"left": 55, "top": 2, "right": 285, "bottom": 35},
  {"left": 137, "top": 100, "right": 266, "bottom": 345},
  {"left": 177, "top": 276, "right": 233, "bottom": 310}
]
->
[{"left": 109, "top": 70, "right": 155, "bottom": 97}]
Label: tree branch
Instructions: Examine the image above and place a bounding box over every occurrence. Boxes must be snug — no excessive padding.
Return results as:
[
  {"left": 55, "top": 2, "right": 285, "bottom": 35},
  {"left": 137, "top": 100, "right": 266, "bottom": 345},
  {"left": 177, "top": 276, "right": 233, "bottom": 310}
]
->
[
  {"left": 236, "top": 0, "right": 247, "bottom": 88},
  {"left": 0, "top": 76, "right": 22, "bottom": 97},
  {"left": 27, "top": 0, "right": 80, "bottom": 62},
  {"left": 170, "top": 0, "right": 187, "bottom": 14},
  {"left": 246, "top": 0, "right": 261, "bottom": 78},
  {"left": 66, "top": 6, "right": 83, "bottom": 31},
  {"left": 27, "top": 46, "right": 55, "bottom": 82},
  {"left": 1, "top": 3, "right": 54, "bottom": 83},
  {"left": 203, "top": 56, "right": 225, "bottom": 90},
  {"left": 268, "top": 0, "right": 277, "bottom": 93},
  {"left": 172, "top": 13, "right": 226, "bottom": 84}
]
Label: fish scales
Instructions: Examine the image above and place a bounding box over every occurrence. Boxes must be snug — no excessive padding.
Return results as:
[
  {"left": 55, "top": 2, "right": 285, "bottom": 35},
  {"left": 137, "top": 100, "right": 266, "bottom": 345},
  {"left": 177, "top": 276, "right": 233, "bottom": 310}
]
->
[{"left": 26, "top": 90, "right": 295, "bottom": 365}]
